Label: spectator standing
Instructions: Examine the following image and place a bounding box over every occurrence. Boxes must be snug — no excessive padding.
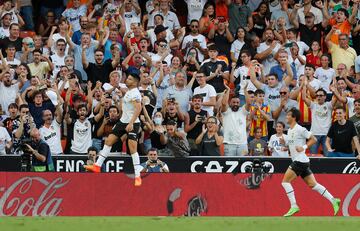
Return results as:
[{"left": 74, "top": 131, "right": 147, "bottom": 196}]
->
[
  {"left": 160, "top": 119, "right": 190, "bottom": 157},
  {"left": 193, "top": 71, "right": 216, "bottom": 116},
  {"left": 268, "top": 121, "right": 289, "bottom": 157},
  {"left": 248, "top": 127, "right": 268, "bottom": 156},
  {"left": 221, "top": 83, "right": 250, "bottom": 156},
  {"left": 195, "top": 116, "right": 223, "bottom": 156},
  {"left": 140, "top": 148, "right": 169, "bottom": 172},
  {"left": 326, "top": 106, "right": 360, "bottom": 158},
  {"left": 228, "top": 0, "right": 253, "bottom": 35}
]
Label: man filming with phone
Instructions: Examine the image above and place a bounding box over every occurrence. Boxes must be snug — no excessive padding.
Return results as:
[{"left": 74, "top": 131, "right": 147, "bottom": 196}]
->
[{"left": 140, "top": 148, "right": 169, "bottom": 173}]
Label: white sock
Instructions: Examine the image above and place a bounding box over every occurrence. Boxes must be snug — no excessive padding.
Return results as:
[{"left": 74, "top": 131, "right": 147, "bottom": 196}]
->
[
  {"left": 131, "top": 152, "right": 141, "bottom": 177},
  {"left": 282, "top": 182, "right": 298, "bottom": 208},
  {"left": 312, "top": 183, "right": 334, "bottom": 203},
  {"left": 95, "top": 145, "right": 112, "bottom": 167}
]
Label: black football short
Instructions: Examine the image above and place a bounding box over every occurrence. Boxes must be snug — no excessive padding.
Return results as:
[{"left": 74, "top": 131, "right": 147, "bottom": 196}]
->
[
  {"left": 289, "top": 161, "right": 313, "bottom": 178},
  {"left": 111, "top": 122, "right": 140, "bottom": 141}
]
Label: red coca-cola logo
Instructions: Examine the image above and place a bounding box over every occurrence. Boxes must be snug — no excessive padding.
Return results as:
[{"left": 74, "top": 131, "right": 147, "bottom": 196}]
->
[
  {"left": 0, "top": 177, "right": 69, "bottom": 216},
  {"left": 342, "top": 183, "right": 360, "bottom": 216}
]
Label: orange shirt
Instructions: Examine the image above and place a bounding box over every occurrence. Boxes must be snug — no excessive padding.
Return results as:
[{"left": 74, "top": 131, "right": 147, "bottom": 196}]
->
[
  {"left": 216, "top": 2, "right": 229, "bottom": 20},
  {"left": 329, "top": 19, "right": 351, "bottom": 45},
  {"left": 249, "top": 104, "right": 270, "bottom": 137},
  {"left": 306, "top": 53, "right": 321, "bottom": 68},
  {"left": 298, "top": 92, "right": 312, "bottom": 124}
]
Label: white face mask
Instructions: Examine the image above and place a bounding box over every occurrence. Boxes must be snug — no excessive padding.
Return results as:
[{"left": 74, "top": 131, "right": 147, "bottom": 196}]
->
[{"left": 154, "top": 117, "right": 163, "bottom": 125}]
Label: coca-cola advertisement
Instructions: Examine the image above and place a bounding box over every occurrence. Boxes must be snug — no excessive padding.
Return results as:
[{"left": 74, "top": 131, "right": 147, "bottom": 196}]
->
[{"left": 0, "top": 173, "right": 359, "bottom": 216}]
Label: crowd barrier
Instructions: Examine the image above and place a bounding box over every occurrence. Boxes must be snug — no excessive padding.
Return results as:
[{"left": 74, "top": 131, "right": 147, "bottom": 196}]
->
[
  {"left": 1, "top": 155, "right": 360, "bottom": 174},
  {"left": 0, "top": 172, "right": 358, "bottom": 216}
]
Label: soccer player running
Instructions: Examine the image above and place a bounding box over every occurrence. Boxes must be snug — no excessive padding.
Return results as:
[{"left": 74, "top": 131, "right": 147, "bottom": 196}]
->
[
  {"left": 84, "top": 73, "right": 143, "bottom": 186},
  {"left": 281, "top": 108, "right": 340, "bottom": 217}
]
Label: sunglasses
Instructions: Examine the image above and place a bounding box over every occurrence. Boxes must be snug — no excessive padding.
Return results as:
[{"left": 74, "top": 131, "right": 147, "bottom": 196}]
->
[
  {"left": 191, "top": 25, "right": 198, "bottom": 28},
  {"left": 159, "top": 44, "right": 167, "bottom": 48},
  {"left": 280, "top": 92, "right": 287, "bottom": 95}
]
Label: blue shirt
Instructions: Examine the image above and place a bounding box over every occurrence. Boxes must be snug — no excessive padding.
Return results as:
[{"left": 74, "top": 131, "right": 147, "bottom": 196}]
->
[
  {"left": 71, "top": 30, "right": 83, "bottom": 45},
  {"left": 269, "top": 63, "right": 297, "bottom": 81}
]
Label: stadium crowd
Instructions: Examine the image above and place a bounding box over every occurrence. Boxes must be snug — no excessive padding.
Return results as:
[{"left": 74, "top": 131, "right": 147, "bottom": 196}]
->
[{"left": 0, "top": 0, "right": 360, "bottom": 159}]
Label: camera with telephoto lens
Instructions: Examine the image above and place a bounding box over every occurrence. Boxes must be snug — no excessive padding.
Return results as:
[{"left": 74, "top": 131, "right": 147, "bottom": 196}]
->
[
  {"left": 244, "top": 159, "right": 271, "bottom": 174},
  {"left": 19, "top": 138, "right": 33, "bottom": 171}
]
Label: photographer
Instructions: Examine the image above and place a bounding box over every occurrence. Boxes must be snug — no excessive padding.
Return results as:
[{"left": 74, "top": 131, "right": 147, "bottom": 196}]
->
[
  {"left": 13, "top": 104, "right": 36, "bottom": 153},
  {"left": 140, "top": 148, "right": 169, "bottom": 173},
  {"left": 23, "top": 128, "right": 54, "bottom": 172}
]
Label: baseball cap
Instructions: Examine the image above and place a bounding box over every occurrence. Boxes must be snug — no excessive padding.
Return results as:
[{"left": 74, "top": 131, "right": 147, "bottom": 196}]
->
[{"left": 154, "top": 25, "right": 168, "bottom": 35}]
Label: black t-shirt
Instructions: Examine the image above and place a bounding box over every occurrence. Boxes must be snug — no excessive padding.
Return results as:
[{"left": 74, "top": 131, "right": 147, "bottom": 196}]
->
[
  {"left": 0, "top": 37, "right": 23, "bottom": 56},
  {"left": 85, "top": 59, "right": 114, "bottom": 85},
  {"left": 327, "top": 120, "right": 357, "bottom": 154},
  {"left": 139, "top": 89, "right": 156, "bottom": 117},
  {"left": 187, "top": 109, "right": 207, "bottom": 139},
  {"left": 299, "top": 23, "right": 324, "bottom": 47},
  {"left": 213, "top": 31, "right": 231, "bottom": 59},
  {"left": 150, "top": 131, "right": 167, "bottom": 150},
  {"left": 185, "top": 63, "right": 199, "bottom": 91},
  {"left": 163, "top": 113, "right": 183, "bottom": 128},
  {"left": 200, "top": 59, "right": 228, "bottom": 93},
  {"left": 199, "top": 131, "right": 222, "bottom": 156}
]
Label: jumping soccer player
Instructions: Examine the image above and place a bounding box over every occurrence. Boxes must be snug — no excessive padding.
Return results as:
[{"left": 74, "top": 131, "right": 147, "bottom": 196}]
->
[
  {"left": 281, "top": 108, "right": 340, "bottom": 217},
  {"left": 84, "top": 73, "right": 143, "bottom": 186}
]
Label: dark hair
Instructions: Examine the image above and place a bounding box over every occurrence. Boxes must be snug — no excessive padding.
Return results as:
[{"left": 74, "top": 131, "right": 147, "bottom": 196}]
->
[
  {"left": 337, "top": 8, "right": 349, "bottom": 18},
  {"left": 154, "top": 14, "right": 164, "bottom": 21},
  {"left": 267, "top": 73, "right": 279, "bottom": 80},
  {"left": 108, "top": 105, "right": 119, "bottom": 113},
  {"left": 19, "top": 104, "right": 29, "bottom": 111},
  {"left": 6, "top": 43, "right": 16, "bottom": 49},
  {"left": 287, "top": 28, "right": 298, "bottom": 36},
  {"left": 276, "top": 121, "right": 285, "bottom": 129},
  {"left": 155, "top": 38, "right": 167, "bottom": 45},
  {"left": 201, "top": 2, "right": 216, "bottom": 18},
  {"left": 9, "top": 23, "right": 19, "bottom": 30},
  {"left": 305, "top": 63, "right": 316, "bottom": 71},
  {"left": 255, "top": 127, "right": 262, "bottom": 133},
  {"left": 207, "top": 116, "right": 218, "bottom": 124},
  {"left": 288, "top": 107, "right": 300, "bottom": 122},
  {"left": 315, "top": 88, "right": 327, "bottom": 96},
  {"left": 166, "top": 120, "right": 177, "bottom": 126},
  {"left": 335, "top": 105, "right": 345, "bottom": 111},
  {"left": 255, "top": 89, "right": 265, "bottom": 96},
  {"left": 77, "top": 103, "right": 87, "bottom": 111},
  {"left": 56, "top": 39, "right": 66, "bottom": 45},
  {"left": 355, "top": 98, "right": 360, "bottom": 104},
  {"left": 33, "top": 49, "right": 43, "bottom": 54},
  {"left": 192, "top": 94, "right": 203, "bottom": 101},
  {"left": 87, "top": 146, "right": 98, "bottom": 153},
  {"left": 147, "top": 148, "right": 158, "bottom": 154},
  {"left": 94, "top": 48, "right": 104, "bottom": 54},
  {"left": 240, "top": 49, "right": 251, "bottom": 58},
  {"left": 8, "top": 103, "right": 18, "bottom": 109}
]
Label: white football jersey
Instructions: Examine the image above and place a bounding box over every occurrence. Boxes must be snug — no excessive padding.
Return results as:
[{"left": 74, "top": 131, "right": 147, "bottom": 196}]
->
[{"left": 285, "top": 124, "right": 311, "bottom": 163}]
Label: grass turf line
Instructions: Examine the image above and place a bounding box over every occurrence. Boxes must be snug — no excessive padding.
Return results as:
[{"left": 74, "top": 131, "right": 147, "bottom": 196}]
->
[{"left": 0, "top": 217, "right": 358, "bottom": 231}]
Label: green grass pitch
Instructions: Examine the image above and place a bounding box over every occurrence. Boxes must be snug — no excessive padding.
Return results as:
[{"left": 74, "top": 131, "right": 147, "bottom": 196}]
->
[{"left": 0, "top": 217, "right": 358, "bottom": 231}]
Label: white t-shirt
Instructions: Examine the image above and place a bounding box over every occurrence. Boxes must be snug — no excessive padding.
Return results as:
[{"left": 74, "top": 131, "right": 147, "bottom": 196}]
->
[
  {"left": 0, "top": 58, "right": 21, "bottom": 67},
  {"left": 181, "top": 34, "right": 207, "bottom": 62},
  {"left": 147, "top": 10, "right": 180, "bottom": 31},
  {"left": 268, "top": 134, "right": 289, "bottom": 157},
  {"left": 297, "top": 6, "right": 323, "bottom": 25},
  {"left": 50, "top": 33, "right": 70, "bottom": 54},
  {"left": 123, "top": 10, "right": 141, "bottom": 34},
  {"left": 233, "top": 65, "right": 257, "bottom": 95},
  {"left": 50, "top": 53, "right": 66, "bottom": 80},
  {"left": 286, "top": 41, "right": 309, "bottom": 56},
  {"left": 0, "top": 27, "right": 9, "bottom": 39},
  {"left": 257, "top": 42, "right": 281, "bottom": 75},
  {"left": 185, "top": 0, "right": 207, "bottom": 24},
  {"left": 71, "top": 118, "right": 93, "bottom": 154},
  {"left": 289, "top": 55, "right": 306, "bottom": 76},
  {"left": 222, "top": 106, "right": 249, "bottom": 145},
  {"left": 194, "top": 84, "right": 217, "bottom": 116},
  {"left": 314, "top": 67, "right": 336, "bottom": 93},
  {"left": 310, "top": 101, "right": 333, "bottom": 136},
  {"left": 120, "top": 88, "right": 142, "bottom": 123},
  {"left": 347, "top": 97, "right": 355, "bottom": 118},
  {"left": 230, "top": 40, "right": 245, "bottom": 61},
  {"left": 309, "top": 78, "right": 322, "bottom": 91},
  {"left": 151, "top": 53, "right": 173, "bottom": 65},
  {"left": 40, "top": 120, "right": 63, "bottom": 155},
  {"left": 0, "top": 82, "right": 19, "bottom": 115},
  {"left": 147, "top": 28, "right": 174, "bottom": 47},
  {"left": 62, "top": 5, "right": 87, "bottom": 32},
  {"left": 0, "top": 127, "right": 11, "bottom": 154},
  {"left": 285, "top": 124, "right": 311, "bottom": 163}
]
